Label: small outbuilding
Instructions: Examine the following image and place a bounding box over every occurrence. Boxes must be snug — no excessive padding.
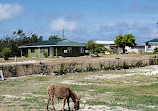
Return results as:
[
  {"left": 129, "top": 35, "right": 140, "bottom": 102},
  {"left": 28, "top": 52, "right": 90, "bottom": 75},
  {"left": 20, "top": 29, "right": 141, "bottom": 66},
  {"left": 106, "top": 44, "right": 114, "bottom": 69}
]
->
[
  {"left": 18, "top": 39, "right": 88, "bottom": 57},
  {"left": 145, "top": 39, "right": 158, "bottom": 53}
]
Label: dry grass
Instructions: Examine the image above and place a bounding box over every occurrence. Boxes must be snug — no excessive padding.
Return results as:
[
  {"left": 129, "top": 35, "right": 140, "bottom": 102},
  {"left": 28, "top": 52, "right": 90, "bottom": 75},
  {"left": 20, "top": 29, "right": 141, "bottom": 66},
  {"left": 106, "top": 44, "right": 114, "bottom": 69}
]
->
[
  {"left": 0, "top": 65, "right": 158, "bottom": 111},
  {"left": 0, "top": 54, "right": 157, "bottom": 65}
]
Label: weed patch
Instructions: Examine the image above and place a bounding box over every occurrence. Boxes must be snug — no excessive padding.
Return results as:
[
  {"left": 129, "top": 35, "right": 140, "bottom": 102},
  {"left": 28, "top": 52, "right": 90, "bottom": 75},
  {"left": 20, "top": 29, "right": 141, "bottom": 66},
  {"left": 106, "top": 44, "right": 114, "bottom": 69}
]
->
[
  {"left": 22, "top": 97, "right": 39, "bottom": 103},
  {"left": 0, "top": 96, "right": 5, "bottom": 101},
  {"left": 24, "top": 76, "right": 52, "bottom": 81}
]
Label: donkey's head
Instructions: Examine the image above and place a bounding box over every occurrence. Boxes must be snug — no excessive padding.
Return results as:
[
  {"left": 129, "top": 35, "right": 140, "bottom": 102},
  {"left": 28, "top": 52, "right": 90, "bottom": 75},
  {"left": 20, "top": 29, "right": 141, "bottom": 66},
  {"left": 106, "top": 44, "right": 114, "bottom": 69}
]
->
[{"left": 74, "top": 97, "right": 80, "bottom": 110}]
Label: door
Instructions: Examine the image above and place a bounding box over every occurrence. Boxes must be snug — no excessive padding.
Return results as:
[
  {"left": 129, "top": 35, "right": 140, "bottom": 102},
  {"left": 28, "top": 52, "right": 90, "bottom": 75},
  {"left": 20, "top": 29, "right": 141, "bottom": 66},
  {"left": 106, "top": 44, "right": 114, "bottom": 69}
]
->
[{"left": 49, "top": 47, "right": 54, "bottom": 56}]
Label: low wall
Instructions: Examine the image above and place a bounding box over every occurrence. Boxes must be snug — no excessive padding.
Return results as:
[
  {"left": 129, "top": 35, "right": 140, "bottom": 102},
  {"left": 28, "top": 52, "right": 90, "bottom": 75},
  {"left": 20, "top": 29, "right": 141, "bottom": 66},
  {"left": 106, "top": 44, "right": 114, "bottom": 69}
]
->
[{"left": 0, "top": 58, "right": 157, "bottom": 78}]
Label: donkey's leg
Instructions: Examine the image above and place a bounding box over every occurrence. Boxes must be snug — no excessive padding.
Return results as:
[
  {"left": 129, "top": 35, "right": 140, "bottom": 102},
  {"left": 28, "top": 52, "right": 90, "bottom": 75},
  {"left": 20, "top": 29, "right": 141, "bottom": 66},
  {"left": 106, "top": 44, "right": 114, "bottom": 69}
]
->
[
  {"left": 62, "top": 97, "right": 67, "bottom": 111},
  {"left": 46, "top": 96, "right": 51, "bottom": 110},
  {"left": 67, "top": 98, "right": 70, "bottom": 111},
  {"left": 50, "top": 96, "right": 56, "bottom": 111}
]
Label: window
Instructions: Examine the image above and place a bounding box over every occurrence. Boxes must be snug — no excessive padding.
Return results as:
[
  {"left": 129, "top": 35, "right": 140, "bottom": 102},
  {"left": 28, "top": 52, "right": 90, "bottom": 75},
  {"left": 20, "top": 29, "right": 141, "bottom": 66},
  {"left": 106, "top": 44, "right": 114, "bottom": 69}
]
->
[
  {"left": 31, "top": 48, "right": 35, "bottom": 53},
  {"left": 40, "top": 48, "right": 45, "bottom": 53},
  {"left": 64, "top": 50, "right": 67, "bottom": 53},
  {"left": 148, "top": 45, "right": 151, "bottom": 48},
  {"left": 80, "top": 47, "right": 84, "bottom": 53},
  {"left": 131, "top": 47, "right": 134, "bottom": 49},
  {"left": 85, "top": 50, "right": 89, "bottom": 53},
  {"left": 67, "top": 47, "right": 72, "bottom": 53}
]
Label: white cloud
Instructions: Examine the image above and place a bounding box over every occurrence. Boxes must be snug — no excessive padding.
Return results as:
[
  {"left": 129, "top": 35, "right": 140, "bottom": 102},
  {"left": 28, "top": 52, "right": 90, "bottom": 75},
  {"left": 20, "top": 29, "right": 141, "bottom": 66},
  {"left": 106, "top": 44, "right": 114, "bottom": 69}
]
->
[
  {"left": 0, "top": 3, "right": 23, "bottom": 21},
  {"left": 50, "top": 18, "right": 79, "bottom": 31},
  {"left": 151, "top": 29, "right": 158, "bottom": 38}
]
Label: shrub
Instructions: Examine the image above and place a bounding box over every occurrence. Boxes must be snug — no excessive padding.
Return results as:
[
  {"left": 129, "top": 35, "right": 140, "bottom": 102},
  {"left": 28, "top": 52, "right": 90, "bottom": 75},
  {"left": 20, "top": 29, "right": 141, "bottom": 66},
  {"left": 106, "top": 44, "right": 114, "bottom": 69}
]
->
[
  {"left": 136, "top": 60, "right": 143, "bottom": 67},
  {"left": 85, "top": 64, "right": 95, "bottom": 71},
  {"left": 104, "top": 66, "right": 110, "bottom": 70},
  {"left": 44, "top": 52, "right": 48, "bottom": 58},
  {"left": 115, "top": 65, "right": 122, "bottom": 70},
  {"left": 25, "top": 54, "right": 28, "bottom": 58},
  {"left": 94, "top": 52, "right": 99, "bottom": 57},
  {"left": 0, "top": 48, "right": 11, "bottom": 60},
  {"left": 154, "top": 47, "right": 158, "bottom": 53},
  {"left": 123, "top": 61, "right": 129, "bottom": 69},
  {"left": 59, "top": 63, "right": 65, "bottom": 74},
  {"left": 7, "top": 66, "right": 17, "bottom": 77},
  {"left": 149, "top": 57, "right": 158, "bottom": 65},
  {"left": 68, "top": 62, "right": 77, "bottom": 73},
  {"left": 99, "top": 62, "right": 104, "bottom": 70}
]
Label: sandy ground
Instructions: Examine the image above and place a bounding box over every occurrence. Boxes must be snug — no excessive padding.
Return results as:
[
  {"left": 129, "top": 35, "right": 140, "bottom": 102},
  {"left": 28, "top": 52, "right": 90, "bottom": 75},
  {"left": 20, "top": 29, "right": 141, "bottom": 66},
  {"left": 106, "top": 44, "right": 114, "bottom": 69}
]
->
[{"left": 60, "top": 65, "right": 158, "bottom": 87}]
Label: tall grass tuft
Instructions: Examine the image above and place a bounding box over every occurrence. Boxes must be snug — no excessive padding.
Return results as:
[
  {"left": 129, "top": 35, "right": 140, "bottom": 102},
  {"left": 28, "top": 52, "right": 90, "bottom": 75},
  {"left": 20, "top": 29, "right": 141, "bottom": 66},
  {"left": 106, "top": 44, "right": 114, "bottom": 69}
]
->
[
  {"left": 59, "top": 63, "right": 65, "bottom": 75},
  {"left": 135, "top": 60, "right": 143, "bottom": 67},
  {"left": 99, "top": 62, "right": 105, "bottom": 70},
  {"left": 123, "top": 61, "right": 129, "bottom": 69}
]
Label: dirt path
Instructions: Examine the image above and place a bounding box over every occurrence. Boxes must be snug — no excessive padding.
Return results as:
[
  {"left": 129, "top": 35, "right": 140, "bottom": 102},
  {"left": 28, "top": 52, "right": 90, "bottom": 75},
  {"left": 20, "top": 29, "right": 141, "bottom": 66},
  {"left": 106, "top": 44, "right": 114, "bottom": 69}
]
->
[{"left": 0, "top": 54, "right": 156, "bottom": 65}]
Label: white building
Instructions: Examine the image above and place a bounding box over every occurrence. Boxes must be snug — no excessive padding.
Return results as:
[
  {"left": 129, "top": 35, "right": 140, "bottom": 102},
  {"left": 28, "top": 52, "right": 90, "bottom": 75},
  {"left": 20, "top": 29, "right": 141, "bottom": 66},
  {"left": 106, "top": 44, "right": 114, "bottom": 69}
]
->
[
  {"left": 145, "top": 39, "right": 158, "bottom": 53},
  {"left": 95, "top": 40, "right": 123, "bottom": 54},
  {"left": 95, "top": 41, "right": 115, "bottom": 49},
  {"left": 125, "top": 45, "right": 145, "bottom": 53},
  {"left": 96, "top": 40, "right": 145, "bottom": 54}
]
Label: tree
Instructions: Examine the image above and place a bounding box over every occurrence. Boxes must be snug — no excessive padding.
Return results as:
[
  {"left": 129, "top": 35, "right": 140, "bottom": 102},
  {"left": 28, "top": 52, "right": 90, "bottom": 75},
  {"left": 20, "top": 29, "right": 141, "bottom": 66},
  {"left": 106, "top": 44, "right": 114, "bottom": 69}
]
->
[
  {"left": 49, "top": 35, "right": 61, "bottom": 40},
  {"left": 95, "top": 44, "right": 105, "bottom": 53},
  {"left": 12, "top": 30, "right": 43, "bottom": 56},
  {"left": 114, "top": 34, "right": 136, "bottom": 53},
  {"left": 0, "top": 30, "right": 43, "bottom": 57},
  {"left": 154, "top": 47, "right": 158, "bottom": 52},
  {"left": 86, "top": 40, "right": 96, "bottom": 54},
  {"left": 0, "top": 48, "right": 11, "bottom": 60}
]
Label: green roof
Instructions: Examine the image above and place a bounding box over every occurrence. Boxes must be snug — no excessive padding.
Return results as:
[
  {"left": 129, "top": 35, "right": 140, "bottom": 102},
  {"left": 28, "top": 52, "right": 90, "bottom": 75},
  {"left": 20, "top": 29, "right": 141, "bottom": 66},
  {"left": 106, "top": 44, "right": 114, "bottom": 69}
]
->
[
  {"left": 145, "top": 38, "right": 158, "bottom": 43},
  {"left": 19, "top": 39, "right": 85, "bottom": 48}
]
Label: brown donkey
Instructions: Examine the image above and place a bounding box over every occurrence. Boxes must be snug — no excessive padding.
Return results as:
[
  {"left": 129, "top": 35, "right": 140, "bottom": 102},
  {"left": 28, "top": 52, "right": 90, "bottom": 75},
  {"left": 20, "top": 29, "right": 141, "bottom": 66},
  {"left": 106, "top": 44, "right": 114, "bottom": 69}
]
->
[{"left": 46, "top": 84, "right": 80, "bottom": 111}]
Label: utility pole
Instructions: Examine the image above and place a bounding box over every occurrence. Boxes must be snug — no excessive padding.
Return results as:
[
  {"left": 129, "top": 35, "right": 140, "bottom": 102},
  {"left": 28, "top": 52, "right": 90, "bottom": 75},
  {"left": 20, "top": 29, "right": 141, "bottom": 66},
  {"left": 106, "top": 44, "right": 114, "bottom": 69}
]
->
[{"left": 63, "top": 29, "right": 64, "bottom": 39}]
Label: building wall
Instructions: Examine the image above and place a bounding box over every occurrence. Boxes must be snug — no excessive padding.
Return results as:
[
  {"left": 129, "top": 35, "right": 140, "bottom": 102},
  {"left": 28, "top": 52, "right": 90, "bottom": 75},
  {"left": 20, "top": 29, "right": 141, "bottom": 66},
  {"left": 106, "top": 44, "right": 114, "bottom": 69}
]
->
[
  {"left": 53, "top": 46, "right": 86, "bottom": 57},
  {"left": 21, "top": 47, "right": 49, "bottom": 57},
  {"left": 145, "top": 42, "right": 158, "bottom": 53},
  {"left": 28, "top": 48, "right": 39, "bottom": 57},
  {"left": 21, "top": 46, "right": 86, "bottom": 57},
  {"left": 126, "top": 46, "right": 145, "bottom": 53},
  {"left": 39, "top": 48, "right": 49, "bottom": 57}
]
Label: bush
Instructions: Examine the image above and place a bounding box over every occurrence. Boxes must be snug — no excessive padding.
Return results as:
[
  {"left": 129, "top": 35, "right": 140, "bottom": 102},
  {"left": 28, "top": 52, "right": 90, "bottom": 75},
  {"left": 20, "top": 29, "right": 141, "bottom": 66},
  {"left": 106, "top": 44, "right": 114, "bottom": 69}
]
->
[
  {"left": 136, "top": 60, "right": 143, "bottom": 67},
  {"left": 94, "top": 52, "right": 99, "bottom": 57},
  {"left": 99, "top": 62, "right": 104, "bottom": 70},
  {"left": 85, "top": 64, "right": 95, "bottom": 71},
  {"left": 149, "top": 56, "right": 158, "bottom": 65},
  {"left": 25, "top": 54, "right": 28, "bottom": 58},
  {"left": 44, "top": 52, "right": 48, "bottom": 58},
  {"left": 154, "top": 47, "right": 158, "bottom": 53},
  {"left": 0, "top": 48, "right": 11, "bottom": 60},
  {"left": 123, "top": 61, "right": 129, "bottom": 69},
  {"left": 59, "top": 63, "right": 65, "bottom": 75}
]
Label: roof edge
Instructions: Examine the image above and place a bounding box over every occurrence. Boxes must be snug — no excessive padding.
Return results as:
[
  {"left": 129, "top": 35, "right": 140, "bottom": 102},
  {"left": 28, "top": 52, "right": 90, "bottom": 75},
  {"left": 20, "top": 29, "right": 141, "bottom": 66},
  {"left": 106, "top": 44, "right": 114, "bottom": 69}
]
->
[{"left": 18, "top": 45, "right": 86, "bottom": 48}]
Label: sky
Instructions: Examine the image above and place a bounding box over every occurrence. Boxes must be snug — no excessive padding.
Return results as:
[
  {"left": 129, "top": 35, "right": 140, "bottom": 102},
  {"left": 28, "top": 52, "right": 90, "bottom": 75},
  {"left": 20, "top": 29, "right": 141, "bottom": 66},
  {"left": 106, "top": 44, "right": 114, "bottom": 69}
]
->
[{"left": 0, "top": 0, "right": 158, "bottom": 44}]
